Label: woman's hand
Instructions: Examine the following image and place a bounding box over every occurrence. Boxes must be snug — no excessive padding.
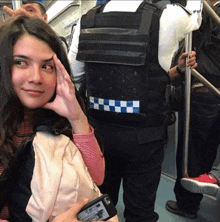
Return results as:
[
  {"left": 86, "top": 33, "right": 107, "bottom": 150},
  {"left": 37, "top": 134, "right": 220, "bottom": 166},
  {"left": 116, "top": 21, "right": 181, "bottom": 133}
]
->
[
  {"left": 52, "top": 199, "right": 87, "bottom": 222},
  {"left": 43, "top": 55, "right": 90, "bottom": 134},
  {"left": 52, "top": 199, "right": 114, "bottom": 222}
]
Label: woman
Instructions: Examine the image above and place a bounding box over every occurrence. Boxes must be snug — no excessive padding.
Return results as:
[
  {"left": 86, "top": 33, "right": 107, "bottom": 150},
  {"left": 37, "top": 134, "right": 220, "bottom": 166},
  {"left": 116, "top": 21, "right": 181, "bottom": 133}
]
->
[{"left": 0, "top": 16, "right": 108, "bottom": 222}]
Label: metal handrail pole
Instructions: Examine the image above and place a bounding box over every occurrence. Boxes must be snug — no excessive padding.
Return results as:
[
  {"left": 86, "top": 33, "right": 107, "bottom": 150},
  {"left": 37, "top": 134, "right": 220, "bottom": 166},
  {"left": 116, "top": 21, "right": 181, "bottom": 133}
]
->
[
  {"left": 204, "top": 0, "right": 220, "bottom": 26},
  {"left": 12, "top": 0, "right": 22, "bottom": 10},
  {"left": 192, "top": 69, "right": 220, "bottom": 97},
  {"left": 183, "top": 32, "right": 192, "bottom": 178}
]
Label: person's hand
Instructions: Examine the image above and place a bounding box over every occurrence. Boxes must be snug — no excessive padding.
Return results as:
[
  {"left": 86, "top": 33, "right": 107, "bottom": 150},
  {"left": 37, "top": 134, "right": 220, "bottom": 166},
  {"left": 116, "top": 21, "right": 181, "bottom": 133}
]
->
[
  {"left": 52, "top": 198, "right": 109, "bottom": 222},
  {"left": 3, "top": 5, "right": 31, "bottom": 18},
  {"left": 52, "top": 199, "right": 87, "bottom": 222},
  {"left": 52, "top": 199, "right": 86, "bottom": 222},
  {"left": 43, "top": 54, "right": 90, "bottom": 134},
  {"left": 168, "top": 51, "right": 198, "bottom": 80},
  {"left": 177, "top": 51, "right": 198, "bottom": 70}
]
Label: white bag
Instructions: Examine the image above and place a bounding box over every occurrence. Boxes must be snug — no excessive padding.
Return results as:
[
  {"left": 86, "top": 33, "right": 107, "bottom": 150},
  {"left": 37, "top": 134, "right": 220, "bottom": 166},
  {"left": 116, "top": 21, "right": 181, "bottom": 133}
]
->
[{"left": 26, "top": 131, "right": 102, "bottom": 222}]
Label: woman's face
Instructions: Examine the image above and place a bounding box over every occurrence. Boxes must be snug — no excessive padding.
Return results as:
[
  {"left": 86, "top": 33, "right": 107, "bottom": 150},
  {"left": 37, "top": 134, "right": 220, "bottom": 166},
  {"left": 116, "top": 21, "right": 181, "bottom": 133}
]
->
[{"left": 11, "top": 34, "right": 57, "bottom": 109}]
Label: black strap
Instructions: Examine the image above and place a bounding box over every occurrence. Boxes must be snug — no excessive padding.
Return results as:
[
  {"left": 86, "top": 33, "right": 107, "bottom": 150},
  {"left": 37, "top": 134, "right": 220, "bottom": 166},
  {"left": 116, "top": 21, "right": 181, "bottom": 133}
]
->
[
  {"left": 138, "top": 2, "right": 156, "bottom": 34},
  {"left": 174, "top": 3, "right": 191, "bottom": 15},
  {"left": 82, "top": 3, "right": 107, "bottom": 28},
  {"left": 83, "top": 0, "right": 158, "bottom": 34}
]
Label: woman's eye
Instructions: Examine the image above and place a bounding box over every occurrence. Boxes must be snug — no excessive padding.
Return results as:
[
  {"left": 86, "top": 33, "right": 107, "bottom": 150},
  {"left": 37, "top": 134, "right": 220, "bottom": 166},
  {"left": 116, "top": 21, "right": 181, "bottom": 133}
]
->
[
  {"left": 13, "top": 60, "right": 27, "bottom": 67},
  {"left": 42, "top": 64, "right": 54, "bottom": 71}
]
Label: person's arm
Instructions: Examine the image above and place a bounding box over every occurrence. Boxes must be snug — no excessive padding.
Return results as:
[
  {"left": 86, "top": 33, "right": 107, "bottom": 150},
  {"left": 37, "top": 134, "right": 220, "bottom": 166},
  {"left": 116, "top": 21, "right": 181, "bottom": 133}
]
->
[
  {"left": 0, "top": 196, "right": 9, "bottom": 222},
  {"left": 67, "top": 20, "right": 104, "bottom": 185},
  {"left": 43, "top": 54, "right": 90, "bottom": 134},
  {"left": 159, "top": 1, "right": 203, "bottom": 72},
  {"left": 43, "top": 55, "right": 105, "bottom": 185},
  {"left": 73, "top": 126, "right": 105, "bottom": 186}
]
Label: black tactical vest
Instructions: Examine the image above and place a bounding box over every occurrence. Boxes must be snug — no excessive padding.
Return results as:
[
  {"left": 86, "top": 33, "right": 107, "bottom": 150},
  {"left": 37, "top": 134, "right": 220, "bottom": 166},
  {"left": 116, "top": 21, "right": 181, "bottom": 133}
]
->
[{"left": 77, "top": 1, "right": 170, "bottom": 127}]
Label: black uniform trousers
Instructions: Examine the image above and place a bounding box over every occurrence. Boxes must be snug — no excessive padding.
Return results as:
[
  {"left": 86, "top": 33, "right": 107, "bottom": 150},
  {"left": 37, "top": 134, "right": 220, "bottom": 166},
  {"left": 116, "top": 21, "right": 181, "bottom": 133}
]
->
[
  {"left": 174, "top": 91, "right": 220, "bottom": 213},
  {"left": 90, "top": 118, "right": 167, "bottom": 222}
]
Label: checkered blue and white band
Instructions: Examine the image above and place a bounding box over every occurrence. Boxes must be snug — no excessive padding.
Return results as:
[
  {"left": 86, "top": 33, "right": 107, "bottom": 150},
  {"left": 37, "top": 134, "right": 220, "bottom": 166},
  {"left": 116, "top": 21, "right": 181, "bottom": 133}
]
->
[{"left": 89, "top": 96, "right": 140, "bottom": 114}]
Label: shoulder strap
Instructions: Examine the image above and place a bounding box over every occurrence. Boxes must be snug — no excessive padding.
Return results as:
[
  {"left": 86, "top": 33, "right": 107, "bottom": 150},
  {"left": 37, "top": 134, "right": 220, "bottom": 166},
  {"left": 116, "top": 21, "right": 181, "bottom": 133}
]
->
[
  {"left": 81, "top": 2, "right": 107, "bottom": 28},
  {"left": 34, "top": 117, "right": 72, "bottom": 139},
  {"left": 137, "top": 1, "right": 160, "bottom": 34}
]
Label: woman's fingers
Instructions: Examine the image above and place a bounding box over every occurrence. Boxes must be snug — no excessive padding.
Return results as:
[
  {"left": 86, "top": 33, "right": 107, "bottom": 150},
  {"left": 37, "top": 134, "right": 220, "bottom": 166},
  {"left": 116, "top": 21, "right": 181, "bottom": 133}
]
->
[
  {"left": 54, "top": 55, "right": 72, "bottom": 82},
  {"left": 54, "top": 55, "right": 75, "bottom": 92}
]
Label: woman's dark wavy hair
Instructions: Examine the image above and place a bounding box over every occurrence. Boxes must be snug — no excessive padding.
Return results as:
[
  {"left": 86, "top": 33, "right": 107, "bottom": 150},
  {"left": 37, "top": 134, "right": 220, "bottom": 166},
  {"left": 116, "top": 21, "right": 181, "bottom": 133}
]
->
[{"left": 0, "top": 16, "right": 80, "bottom": 167}]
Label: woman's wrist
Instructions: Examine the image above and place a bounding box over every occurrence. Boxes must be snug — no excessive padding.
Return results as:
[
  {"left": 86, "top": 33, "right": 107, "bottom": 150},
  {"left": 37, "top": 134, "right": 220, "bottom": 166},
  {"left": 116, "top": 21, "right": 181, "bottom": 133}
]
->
[
  {"left": 69, "top": 114, "right": 91, "bottom": 134},
  {"left": 176, "top": 65, "right": 185, "bottom": 77}
]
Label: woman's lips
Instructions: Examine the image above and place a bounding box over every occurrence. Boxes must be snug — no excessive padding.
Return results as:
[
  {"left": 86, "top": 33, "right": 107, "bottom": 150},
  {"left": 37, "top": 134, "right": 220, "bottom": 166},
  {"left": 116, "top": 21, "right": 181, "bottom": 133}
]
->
[{"left": 23, "top": 89, "right": 44, "bottom": 96}]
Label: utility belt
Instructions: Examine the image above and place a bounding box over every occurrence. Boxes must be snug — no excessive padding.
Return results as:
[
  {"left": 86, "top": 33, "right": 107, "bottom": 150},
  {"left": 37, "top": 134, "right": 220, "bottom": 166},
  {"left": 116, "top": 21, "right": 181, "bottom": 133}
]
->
[
  {"left": 87, "top": 109, "right": 169, "bottom": 127},
  {"left": 192, "top": 83, "right": 220, "bottom": 93},
  {"left": 87, "top": 95, "right": 170, "bottom": 127}
]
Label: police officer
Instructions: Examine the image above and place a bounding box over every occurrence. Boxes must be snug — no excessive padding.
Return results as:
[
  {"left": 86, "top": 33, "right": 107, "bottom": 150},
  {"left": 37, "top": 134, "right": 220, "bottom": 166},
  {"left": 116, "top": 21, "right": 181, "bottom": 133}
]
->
[{"left": 68, "top": 0, "right": 200, "bottom": 221}]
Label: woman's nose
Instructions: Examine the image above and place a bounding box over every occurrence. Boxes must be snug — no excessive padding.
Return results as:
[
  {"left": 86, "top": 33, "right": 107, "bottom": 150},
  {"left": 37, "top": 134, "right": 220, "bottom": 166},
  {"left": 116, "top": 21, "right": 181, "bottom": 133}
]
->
[{"left": 28, "top": 66, "right": 42, "bottom": 83}]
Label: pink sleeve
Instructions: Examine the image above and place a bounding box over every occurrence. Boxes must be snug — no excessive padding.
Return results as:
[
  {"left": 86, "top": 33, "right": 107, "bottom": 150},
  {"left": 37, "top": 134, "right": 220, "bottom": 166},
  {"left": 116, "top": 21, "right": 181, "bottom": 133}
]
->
[
  {"left": 73, "top": 126, "right": 105, "bottom": 186},
  {"left": 0, "top": 204, "right": 9, "bottom": 221}
]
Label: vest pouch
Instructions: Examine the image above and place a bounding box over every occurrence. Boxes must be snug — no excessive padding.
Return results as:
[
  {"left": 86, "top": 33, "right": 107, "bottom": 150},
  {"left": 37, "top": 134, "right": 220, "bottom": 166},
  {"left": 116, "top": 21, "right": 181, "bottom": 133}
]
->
[
  {"left": 77, "top": 26, "right": 149, "bottom": 66},
  {"left": 166, "top": 84, "right": 185, "bottom": 112},
  {"left": 77, "top": 1, "right": 160, "bottom": 66}
]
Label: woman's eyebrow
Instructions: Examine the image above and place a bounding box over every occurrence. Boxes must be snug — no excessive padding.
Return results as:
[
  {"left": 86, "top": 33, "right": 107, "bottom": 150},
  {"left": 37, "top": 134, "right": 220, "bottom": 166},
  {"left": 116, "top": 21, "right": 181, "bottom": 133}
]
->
[
  {"left": 13, "top": 55, "right": 54, "bottom": 62},
  {"left": 44, "top": 57, "right": 54, "bottom": 62},
  {"left": 13, "top": 55, "right": 29, "bottom": 59}
]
